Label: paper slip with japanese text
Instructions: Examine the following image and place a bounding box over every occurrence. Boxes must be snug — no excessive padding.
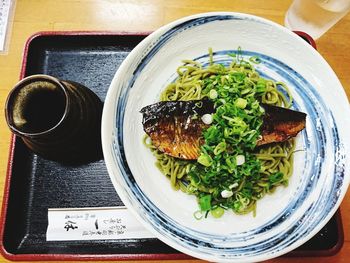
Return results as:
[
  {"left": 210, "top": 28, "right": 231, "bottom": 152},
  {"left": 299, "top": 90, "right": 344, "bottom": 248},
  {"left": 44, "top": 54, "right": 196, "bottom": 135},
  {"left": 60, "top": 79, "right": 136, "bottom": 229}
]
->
[
  {"left": 46, "top": 207, "right": 155, "bottom": 241},
  {"left": 0, "top": 0, "right": 14, "bottom": 52}
]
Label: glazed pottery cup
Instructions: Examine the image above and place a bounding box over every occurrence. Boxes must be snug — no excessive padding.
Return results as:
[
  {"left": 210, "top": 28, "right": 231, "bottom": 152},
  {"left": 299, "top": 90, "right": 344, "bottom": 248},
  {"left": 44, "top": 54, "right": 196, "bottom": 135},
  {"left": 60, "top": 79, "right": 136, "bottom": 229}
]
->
[{"left": 5, "top": 75, "right": 103, "bottom": 163}]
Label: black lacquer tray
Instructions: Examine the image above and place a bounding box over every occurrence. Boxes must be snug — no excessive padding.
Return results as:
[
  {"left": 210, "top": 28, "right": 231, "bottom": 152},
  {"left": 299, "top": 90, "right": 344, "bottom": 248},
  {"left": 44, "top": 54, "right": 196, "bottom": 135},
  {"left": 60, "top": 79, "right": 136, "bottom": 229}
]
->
[{"left": 0, "top": 32, "right": 343, "bottom": 261}]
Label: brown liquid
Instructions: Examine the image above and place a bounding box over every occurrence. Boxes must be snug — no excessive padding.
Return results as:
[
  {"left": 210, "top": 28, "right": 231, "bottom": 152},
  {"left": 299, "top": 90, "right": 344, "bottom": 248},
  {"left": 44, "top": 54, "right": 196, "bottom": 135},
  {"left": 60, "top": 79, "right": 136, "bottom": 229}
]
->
[{"left": 11, "top": 81, "right": 66, "bottom": 133}]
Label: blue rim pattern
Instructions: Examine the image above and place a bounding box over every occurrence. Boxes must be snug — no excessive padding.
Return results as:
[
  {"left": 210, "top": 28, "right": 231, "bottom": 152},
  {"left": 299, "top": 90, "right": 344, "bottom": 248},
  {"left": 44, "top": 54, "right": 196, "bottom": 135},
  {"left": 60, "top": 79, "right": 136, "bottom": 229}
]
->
[{"left": 108, "top": 14, "right": 347, "bottom": 261}]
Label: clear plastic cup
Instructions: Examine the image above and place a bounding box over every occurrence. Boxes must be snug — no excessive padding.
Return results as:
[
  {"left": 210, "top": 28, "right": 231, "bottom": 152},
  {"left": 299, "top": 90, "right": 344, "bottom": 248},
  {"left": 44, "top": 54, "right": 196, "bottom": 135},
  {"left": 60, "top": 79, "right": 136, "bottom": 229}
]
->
[{"left": 285, "top": 0, "right": 350, "bottom": 40}]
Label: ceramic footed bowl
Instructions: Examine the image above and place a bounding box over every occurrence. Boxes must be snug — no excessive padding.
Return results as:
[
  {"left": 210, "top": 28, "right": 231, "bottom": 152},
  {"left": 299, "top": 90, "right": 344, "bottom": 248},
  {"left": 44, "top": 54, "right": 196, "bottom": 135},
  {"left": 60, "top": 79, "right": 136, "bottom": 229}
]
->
[{"left": 102, "top": 12, "right": 350, "bottom": 262}]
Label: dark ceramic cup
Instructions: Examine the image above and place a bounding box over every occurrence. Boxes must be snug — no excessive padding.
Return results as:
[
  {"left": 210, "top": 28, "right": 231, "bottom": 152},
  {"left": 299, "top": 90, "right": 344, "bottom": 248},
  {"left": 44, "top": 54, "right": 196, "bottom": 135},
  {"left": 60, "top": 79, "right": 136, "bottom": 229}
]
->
[{"left": 5, "top": 75, "right": 103, "bottom": 163}]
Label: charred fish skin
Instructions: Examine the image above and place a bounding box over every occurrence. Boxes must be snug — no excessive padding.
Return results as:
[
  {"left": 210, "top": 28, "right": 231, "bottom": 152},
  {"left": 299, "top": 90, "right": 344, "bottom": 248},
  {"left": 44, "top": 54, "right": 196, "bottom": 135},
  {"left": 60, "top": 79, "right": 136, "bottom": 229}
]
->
[
  {"left": 257, "top": 104, "right": 306, "bottom": 146},
  {"left": 140, "top": 98, "right": 214, "bottom": 127},
  {"left": 140, "top": 99, "right": 214, "bottom": 159}
]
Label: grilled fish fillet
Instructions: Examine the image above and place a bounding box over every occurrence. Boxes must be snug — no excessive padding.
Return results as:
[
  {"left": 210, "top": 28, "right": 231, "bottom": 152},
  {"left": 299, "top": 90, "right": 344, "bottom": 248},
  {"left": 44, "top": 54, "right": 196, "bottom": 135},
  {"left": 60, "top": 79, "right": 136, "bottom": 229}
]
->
[
  {"left": 140, "top": 99, "right": 214, "bottom": 159},
  {"left": 257, "top": 103, "right": 306, "bottom": 146},
  {"left": 140, "top": 99, "right": 306, "bottom": 160}
]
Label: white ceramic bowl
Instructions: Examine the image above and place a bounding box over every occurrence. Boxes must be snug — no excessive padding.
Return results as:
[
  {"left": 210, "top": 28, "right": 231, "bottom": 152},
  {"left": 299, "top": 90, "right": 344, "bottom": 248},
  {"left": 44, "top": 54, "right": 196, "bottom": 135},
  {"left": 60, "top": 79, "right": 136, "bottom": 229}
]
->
[{"left": 102, "top": 12, "right": 350, "bottom": 262}]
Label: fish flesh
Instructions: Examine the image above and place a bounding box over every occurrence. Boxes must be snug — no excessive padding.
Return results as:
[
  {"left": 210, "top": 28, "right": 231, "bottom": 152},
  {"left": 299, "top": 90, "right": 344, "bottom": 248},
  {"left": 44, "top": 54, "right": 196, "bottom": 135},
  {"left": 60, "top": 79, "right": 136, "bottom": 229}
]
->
[
  {"left": 141, "top": 98, "right": 214, "bottom": 159},
  {"left": 257, "top": 103, "right": 306, "bottom": 146},
  {"left": 140, "top": 99, "right": 306, "bottom": 160}
]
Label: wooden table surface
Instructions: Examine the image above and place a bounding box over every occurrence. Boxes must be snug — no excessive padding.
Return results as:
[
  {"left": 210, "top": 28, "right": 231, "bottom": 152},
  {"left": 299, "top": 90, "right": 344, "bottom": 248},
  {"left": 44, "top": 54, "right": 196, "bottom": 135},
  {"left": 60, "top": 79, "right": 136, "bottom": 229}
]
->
[{"left": 0, "top": 1, "right": 349, "bottom": 262}]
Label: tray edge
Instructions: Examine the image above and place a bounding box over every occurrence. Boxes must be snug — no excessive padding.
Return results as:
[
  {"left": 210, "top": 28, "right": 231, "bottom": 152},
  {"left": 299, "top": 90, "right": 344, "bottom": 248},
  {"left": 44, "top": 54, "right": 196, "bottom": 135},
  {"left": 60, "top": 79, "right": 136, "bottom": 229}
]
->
[{"left": 0, "top": 30, "right": 344, "bottom": 261}]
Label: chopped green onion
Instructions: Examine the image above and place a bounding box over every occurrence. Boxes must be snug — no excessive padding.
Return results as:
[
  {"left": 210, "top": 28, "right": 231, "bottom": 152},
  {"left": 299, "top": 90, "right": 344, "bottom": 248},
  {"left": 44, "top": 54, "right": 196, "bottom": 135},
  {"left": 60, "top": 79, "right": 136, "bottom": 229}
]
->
[
  {"left": 167, "top": 49, "right": 292, "bottom": 219},
  {"left": 236, "top": 155, "right": 245, "bottom": 165},
  {"left": 199, "top": 195, "right": 212, "bottom": 211},
  {"left": 213, "top": 141, "right": 226, "bottom": 155},
  {"left": 201, "top": 114, "right": 213, "bottom": 125},
  {"left": 235, "top": 98, "right": 247, "bottom": 109},
  {"left": 221, "top": 189, "right": 233, "bottom": 198},
  {"left": 209, "top": 89, "right": 218, "bottom": 99},
  {"left": 211, "top": 207, "right": 225, "bottom": 218},
  {"left": 193, "top": 210, "right": 203, "bottom": 220},
  {"left": 249, "top": 56, "right": 261, "bottom": 64},
  {"left": 197, "top": 153, "right": 213, "bottom": 167}
]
